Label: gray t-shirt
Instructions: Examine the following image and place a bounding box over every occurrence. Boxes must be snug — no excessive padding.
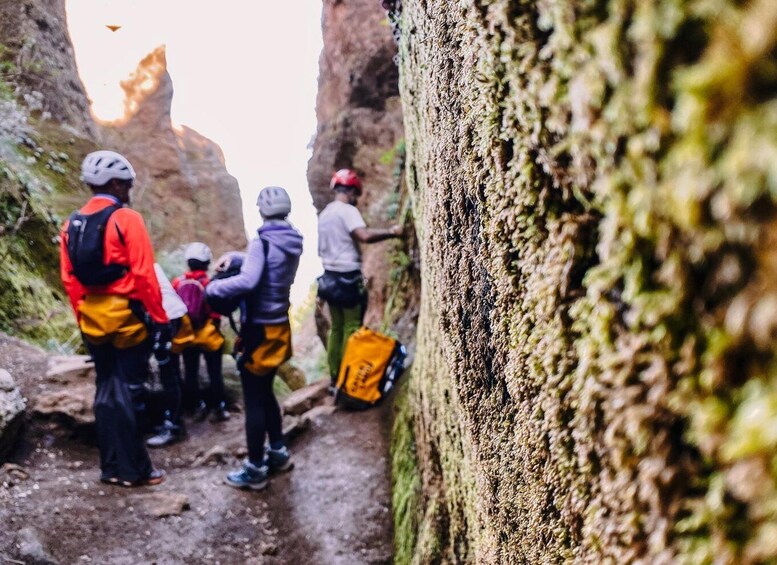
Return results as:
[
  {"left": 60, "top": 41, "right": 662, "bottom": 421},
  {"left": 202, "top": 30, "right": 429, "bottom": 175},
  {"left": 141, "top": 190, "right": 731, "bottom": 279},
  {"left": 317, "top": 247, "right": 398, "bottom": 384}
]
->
[{"left": 317, "top": 200, "right": 366, "bottom": 272}]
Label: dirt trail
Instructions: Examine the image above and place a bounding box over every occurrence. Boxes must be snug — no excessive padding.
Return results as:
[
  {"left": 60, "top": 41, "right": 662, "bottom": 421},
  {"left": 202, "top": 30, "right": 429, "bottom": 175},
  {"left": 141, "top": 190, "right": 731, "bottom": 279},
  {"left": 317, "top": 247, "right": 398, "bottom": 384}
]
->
[{"left": 0, "top": 337, "right": 394, "bottom": 565}]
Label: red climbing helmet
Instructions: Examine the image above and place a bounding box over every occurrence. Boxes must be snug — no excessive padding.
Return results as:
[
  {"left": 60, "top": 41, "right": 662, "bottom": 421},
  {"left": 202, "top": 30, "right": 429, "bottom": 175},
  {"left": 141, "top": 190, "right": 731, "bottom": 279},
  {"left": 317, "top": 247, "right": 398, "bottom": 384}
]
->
[{"left": 330, "top": 169, "right": 363, "bottom": 195}]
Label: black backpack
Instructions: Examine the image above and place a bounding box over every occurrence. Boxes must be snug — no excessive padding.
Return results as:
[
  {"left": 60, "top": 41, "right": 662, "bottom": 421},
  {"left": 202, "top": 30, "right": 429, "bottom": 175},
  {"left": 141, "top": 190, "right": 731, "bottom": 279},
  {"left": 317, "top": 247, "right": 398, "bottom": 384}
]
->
[
  {"left": 207, "top": 253, "right": 245, "bottom": 317},
  {"left": 207, "top": 240, "right": 271, "bottom": 334},
  {"left": 66, "top": 204, "right": 128, "bottom": 286}
]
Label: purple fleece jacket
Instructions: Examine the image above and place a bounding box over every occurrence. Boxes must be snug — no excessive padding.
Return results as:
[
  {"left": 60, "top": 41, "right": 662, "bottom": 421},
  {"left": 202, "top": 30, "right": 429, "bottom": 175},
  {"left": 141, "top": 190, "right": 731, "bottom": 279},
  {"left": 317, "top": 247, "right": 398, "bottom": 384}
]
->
[{"left": 206, "top": 220, "right": 303, "bottom": 324}]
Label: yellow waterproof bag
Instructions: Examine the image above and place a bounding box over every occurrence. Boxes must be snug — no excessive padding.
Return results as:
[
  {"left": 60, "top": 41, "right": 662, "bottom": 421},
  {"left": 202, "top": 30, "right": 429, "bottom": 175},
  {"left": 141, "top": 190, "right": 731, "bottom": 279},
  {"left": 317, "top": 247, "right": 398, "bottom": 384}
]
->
[
  {"left": 243, "top": 322, "right": 292, "bottom": 377},
  {"left": 335, "top": 327, "right": 407, "bottom": 409},
  {"left": 171, "top": 314, "right": 196, "bottom": 354},
  {"left": 78, "top": 294, "right": 148, "bottom": 349},
  {"left": 191, "top": 319, "right": 225, "bottom": 353}
]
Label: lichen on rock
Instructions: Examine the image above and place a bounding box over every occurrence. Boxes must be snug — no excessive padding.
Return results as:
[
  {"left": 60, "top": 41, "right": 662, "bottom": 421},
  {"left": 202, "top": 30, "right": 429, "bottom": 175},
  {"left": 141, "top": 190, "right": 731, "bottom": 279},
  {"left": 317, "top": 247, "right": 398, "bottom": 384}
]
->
[{"left": 396, "top": 0, "right": 777, "bottom": 562}]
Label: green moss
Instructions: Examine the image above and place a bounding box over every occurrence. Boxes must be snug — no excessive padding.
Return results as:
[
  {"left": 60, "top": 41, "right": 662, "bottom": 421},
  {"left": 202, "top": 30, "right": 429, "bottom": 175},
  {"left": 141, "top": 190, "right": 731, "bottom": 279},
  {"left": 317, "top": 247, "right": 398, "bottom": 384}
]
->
[
  {"left": 398, "top": 0, "right": 777, "bottom": 561},
  {"left": 0, "top": 157, "right": 78, "bottom": 347},
  {"left": 0, "top": 116, "right": 94, "bottom": 348},
  {"left": 391, "top": 374, "right": 422, "bottom": 565}
]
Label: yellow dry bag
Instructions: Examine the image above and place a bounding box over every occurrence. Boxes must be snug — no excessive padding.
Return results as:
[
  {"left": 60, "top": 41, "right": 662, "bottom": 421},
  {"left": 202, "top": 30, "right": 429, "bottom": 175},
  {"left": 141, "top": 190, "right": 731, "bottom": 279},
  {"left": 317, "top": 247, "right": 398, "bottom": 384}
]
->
[
  {"left": 78, "top": 294, "right": 148, "bottom": 349},
  {"left": 335, "top": 327, "right": 407, "bottom": 409}
]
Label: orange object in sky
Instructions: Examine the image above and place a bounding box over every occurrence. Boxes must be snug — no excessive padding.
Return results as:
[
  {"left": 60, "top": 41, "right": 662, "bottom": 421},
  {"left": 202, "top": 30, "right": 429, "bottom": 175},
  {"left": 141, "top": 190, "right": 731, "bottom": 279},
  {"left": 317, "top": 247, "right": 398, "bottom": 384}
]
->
[{"left": 106, "top": 25, "right": 121, "bottom": 32}]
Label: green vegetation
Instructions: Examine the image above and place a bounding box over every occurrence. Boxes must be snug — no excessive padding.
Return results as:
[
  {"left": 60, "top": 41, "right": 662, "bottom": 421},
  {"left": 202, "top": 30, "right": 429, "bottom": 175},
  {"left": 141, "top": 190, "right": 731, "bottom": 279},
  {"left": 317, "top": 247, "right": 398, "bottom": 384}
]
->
[
  {"left": 391, "top": 375, "right": 421, "bottom": 565},
  {"left": 0, "top": 59, "right": 94, "bottom": 348},
  {"left": 397, "top": 0, "right": 777, "bottom": 562},
  {"left": 0, "top": 156, "right": 77, "bottom": 347}
]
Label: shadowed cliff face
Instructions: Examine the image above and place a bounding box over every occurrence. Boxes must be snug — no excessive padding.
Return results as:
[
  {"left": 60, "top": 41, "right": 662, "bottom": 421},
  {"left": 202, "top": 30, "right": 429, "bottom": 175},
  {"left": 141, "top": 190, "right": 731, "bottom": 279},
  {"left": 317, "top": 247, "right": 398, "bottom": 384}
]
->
[
  {"left": 307, "top": 0, "right": 407, "bottom": 330},
  {"left": 0, "top": 0, "right": 95, "bottom": 138},
  {"left": 395, "top": 0, "right": 777, "bottom": 563},
  {"left": 104, "top": 47, "right": 246, "bottom": 259}
]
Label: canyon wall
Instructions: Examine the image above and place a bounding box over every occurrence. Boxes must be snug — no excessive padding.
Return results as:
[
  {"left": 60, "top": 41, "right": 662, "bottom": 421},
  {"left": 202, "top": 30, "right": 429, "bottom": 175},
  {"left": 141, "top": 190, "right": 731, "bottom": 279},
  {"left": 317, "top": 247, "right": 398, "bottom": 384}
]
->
[
  {"left": 307, "top": 0, "right": 413, "bottom": 332},
  {"left": 104, "top": 46, "right": 246, "bottom": 260},
  {"left": 395, "top": 0, "right": 777, "bottom": 563}
]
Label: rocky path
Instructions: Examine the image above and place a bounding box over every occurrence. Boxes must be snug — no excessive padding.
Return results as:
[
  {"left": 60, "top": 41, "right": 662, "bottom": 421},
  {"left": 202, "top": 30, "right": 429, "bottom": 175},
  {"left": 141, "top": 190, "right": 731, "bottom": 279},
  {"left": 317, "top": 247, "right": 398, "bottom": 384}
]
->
[{"left": 0, "top": 338, "right": 394, "bottom": 565}]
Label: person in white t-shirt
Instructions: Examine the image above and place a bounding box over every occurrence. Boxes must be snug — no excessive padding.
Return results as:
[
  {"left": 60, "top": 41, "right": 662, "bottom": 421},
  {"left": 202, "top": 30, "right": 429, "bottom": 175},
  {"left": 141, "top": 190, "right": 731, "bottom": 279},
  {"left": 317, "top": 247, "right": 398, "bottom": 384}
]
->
[{"left": 317, "top": 168, "right": 403, "bottom": 386}]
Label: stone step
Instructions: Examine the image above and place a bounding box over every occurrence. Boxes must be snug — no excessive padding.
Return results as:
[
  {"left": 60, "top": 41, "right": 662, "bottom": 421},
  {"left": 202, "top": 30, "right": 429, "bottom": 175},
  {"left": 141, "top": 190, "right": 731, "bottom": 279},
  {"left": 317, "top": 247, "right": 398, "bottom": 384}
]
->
[{"left": 281, "top": 379, "right": 330, "bottom": 416}]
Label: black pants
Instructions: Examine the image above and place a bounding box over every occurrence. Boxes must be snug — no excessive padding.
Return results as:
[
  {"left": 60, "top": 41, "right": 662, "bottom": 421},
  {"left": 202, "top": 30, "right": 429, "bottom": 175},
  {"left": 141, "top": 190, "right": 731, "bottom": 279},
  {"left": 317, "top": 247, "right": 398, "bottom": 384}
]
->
[
  {"left": 241, "top": 368, "right": 282, "bottom": 466},
  {"left": 182, "top": 347, "right": 224, "bottom": 410},
  {"left": 155, "top": 317, "right": 183, "bottom": 425},
  {"left": 158, "top": 352, "right": 182, "bottom": 425},
  {"left": 88, "top": 340, "right": 154, "bottom": 483}
]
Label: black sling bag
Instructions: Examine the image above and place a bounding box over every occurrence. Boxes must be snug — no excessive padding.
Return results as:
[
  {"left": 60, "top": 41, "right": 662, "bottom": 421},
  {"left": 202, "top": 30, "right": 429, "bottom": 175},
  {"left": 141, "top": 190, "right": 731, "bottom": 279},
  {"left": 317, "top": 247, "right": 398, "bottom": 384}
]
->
[{"left": 66, "top": 204, "right": 128, "bottom": 286}]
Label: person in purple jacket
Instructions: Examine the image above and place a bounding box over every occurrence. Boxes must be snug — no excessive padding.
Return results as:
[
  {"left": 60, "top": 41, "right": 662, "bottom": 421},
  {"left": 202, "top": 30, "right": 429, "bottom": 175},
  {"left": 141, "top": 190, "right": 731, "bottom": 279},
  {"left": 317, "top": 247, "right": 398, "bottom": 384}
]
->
[{"left": 206, "top": 186, "right": 303, "bottom": 491}]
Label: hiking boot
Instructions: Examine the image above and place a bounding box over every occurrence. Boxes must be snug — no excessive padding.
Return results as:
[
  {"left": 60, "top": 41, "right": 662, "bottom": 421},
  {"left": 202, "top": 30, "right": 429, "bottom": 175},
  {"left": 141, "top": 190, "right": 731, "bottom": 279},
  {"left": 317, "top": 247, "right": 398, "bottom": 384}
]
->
[
  {"left": 146, "top": 420, "right": 185, "bottom": 448},
  {"left": 211, "top": 402, "right": 231, "bottom": 423},
  {"left": 105, "top": 469, "right": 166, "bottom": 488},
  {"left": 192, "top": 401, "right": 209, "bottom": 422},
  {"left": 137, "top": 468, "right": 167, "bottom": 487},
  {"left": 224, "top": 461, "right": 268, "bottom": 491},
  {"left": 263, "top": 446, "right": 293, "bottom": 474}
]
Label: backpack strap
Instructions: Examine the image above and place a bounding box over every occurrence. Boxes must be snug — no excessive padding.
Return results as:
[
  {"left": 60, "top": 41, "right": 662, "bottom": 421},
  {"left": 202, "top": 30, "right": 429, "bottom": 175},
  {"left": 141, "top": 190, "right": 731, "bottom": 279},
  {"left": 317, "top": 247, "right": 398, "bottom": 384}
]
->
[{"left": 227, "top": 312, "right": 239, "bottom": 334}]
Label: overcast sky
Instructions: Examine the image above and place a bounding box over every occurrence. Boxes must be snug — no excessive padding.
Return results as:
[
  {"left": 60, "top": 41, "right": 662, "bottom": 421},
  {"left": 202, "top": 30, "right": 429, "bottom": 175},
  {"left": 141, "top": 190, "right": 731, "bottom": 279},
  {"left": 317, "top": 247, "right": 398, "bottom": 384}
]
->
[{"left": 66, "top": 0, "right": 324, "bottom": 306}]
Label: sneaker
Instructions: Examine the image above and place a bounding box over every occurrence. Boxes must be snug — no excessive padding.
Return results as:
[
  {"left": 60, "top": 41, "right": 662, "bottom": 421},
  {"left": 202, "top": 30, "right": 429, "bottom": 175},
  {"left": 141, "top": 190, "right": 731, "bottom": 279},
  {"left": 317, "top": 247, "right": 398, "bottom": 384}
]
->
[
  {"left": 138, "top": 468, "right": 167, "bottom": 487},
  {"left": 109, "top": 469, "right": 166, "bottom": 488},
  {"left": 224, "top": 461, "right": 268, "bottom": 491},
  {"left": 146, "top": 421, "right": 185, "bottom": 448},
  {"left": 211, "top": 402, "right": 231, "bottom": 423},
  {"left": 192, "top": 401, "right": 209, "bottom": 422},
  {"left": 263, "top": 446, "right": 293, "bottom": 474}
]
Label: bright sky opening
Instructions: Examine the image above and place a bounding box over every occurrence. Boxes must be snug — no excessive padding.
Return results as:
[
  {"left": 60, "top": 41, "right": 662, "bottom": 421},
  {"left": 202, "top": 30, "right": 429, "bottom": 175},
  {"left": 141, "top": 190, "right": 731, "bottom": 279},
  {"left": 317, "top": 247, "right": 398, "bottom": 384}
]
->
[{"left": 65, "top": 0, "right": 323, "bottom": 308}]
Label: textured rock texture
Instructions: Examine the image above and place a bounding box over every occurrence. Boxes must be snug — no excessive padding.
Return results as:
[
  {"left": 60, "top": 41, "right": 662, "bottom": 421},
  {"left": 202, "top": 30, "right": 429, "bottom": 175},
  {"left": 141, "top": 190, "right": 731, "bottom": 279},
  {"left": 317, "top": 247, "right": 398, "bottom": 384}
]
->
[
  {"left": 307, "top": 0, "right": 412, "bottom": 330},
  {"left": 0, "top": 0, "right": 95, "bottom": 138},
  {"left": 0, "top": 369, "right": 25, "bottom": 460},
  {"left": 32, "top": 356, "right": 95, "bottom": 426},
  {"left": 395, "top": 0, "right": 777, "bottom": 563},
  {"left": 104, "top": 47, "right": 246, "bottom": 258}
]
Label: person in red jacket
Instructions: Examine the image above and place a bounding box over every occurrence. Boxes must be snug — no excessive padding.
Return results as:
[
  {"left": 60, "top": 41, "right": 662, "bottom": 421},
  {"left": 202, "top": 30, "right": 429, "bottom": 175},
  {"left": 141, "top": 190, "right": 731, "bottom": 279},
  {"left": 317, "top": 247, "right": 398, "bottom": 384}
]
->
[
  {"left": 60, "top": 150, "right": 167, "bottom": 487},
  {"left": 173, "top": 242, "right": 229, "bottom": 422}
]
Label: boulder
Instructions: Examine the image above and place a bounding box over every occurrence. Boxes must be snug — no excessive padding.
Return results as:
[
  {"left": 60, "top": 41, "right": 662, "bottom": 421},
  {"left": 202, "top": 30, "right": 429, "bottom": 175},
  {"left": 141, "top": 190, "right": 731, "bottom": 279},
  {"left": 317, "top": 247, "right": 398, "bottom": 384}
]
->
[
  {"left": 277, "top": 363, "right": 307, "bottom": 391},
  {"left": 0, "top": 368, "right": 26, "bottom": 461},
  {"left": 32, "top": 356, "right": 95, "bottom": 426},
  {"left": 281, "top": 379, "right": 330, "bottom": 416}
]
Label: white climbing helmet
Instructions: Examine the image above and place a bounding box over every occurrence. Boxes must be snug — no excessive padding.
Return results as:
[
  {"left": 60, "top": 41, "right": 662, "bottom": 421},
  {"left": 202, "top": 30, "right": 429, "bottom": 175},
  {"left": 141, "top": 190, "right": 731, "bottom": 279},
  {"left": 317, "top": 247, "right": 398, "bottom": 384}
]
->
[
  {"left": 80, "top": 150, "right": 136, "bottom": 186},
  {"left": 184, "top": 241, "right": 213, "bottom": 263},
  {"left": 257, "top": 186, "right": 291, "bottom": 218}
]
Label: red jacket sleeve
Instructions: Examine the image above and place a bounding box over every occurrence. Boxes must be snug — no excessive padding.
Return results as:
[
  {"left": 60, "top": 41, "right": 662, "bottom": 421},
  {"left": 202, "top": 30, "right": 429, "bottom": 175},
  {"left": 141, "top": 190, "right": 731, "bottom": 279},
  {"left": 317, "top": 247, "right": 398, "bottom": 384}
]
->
[
  {"left": 59, "top": 222, "right": 86, "bottom": 320},
  {"left": 115, "top": 209, "right": 169, "bottom": 324}
]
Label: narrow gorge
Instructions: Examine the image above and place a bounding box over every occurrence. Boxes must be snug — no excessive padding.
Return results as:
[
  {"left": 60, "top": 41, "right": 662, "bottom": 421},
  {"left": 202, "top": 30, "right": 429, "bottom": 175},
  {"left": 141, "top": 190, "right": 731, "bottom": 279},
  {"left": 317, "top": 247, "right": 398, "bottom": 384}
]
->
[{"left": 0, "top": 0, "right": 776, "bottom": 564}]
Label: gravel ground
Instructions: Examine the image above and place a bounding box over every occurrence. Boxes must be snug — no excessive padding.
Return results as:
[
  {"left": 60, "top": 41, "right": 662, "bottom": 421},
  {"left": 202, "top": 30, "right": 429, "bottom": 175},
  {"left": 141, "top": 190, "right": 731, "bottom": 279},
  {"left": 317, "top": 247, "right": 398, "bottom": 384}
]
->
[{"left": 0, "top": 333, "right": 394, "bottom": 564}]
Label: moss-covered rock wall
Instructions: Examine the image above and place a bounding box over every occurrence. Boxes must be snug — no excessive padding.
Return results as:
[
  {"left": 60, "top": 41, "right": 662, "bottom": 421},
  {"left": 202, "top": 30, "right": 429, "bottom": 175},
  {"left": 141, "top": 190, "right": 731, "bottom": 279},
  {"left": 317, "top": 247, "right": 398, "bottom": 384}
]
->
[{"left": 396, "top": 0, "right": 777, "bottom": 562}]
